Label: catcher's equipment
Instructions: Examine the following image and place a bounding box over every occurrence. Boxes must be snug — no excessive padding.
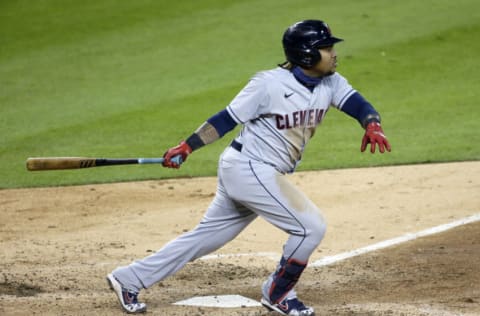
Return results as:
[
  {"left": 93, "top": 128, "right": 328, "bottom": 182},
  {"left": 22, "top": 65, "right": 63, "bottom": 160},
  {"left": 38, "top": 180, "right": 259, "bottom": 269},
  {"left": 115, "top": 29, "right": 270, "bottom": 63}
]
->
[{"left": 282, "top": 20, "right": 343, "bottom": 68}]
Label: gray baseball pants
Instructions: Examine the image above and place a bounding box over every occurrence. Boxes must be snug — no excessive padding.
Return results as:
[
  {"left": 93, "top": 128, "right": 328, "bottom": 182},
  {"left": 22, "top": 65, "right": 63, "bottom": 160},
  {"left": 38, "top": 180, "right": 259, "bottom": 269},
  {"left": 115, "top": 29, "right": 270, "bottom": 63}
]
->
[{"left": 112, "top": 147, "right": 326, "bottom": 292}]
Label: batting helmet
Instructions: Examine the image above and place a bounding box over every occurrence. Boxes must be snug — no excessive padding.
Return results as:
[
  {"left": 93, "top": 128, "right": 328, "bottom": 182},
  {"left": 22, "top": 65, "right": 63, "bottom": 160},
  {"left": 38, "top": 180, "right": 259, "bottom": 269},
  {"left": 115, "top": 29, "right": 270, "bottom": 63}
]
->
[{"left": 282, "top": 20, "right": 343, "bottom": 68}]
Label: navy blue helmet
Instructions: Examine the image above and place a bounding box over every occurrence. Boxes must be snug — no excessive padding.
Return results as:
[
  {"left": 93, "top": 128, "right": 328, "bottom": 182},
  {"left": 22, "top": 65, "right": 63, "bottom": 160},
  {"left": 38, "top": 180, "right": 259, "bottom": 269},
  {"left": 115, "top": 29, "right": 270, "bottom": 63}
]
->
[{"left": 282, "top": 20, "right": 343, "bottom": 68}]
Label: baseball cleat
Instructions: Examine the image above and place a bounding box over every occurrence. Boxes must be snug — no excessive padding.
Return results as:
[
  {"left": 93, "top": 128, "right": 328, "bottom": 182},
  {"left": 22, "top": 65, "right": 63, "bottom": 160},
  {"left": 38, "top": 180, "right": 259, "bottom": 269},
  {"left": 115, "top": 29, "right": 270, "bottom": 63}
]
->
[
  {"left": 261, "top": 295, "right": 315, "bottom": 316},
  {"left": 261, "top": 279, "right": 314, "bottom": 316},
  {"left": 106, "top": 273, "right": 147, "bottom": 314}
]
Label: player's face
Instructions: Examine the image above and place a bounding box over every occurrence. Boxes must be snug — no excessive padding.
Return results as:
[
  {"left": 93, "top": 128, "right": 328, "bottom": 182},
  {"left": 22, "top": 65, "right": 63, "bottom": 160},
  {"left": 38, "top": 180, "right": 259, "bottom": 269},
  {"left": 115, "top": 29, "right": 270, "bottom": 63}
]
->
[{"left": 309, "top": 46, "right": 338, "bottom": 77}]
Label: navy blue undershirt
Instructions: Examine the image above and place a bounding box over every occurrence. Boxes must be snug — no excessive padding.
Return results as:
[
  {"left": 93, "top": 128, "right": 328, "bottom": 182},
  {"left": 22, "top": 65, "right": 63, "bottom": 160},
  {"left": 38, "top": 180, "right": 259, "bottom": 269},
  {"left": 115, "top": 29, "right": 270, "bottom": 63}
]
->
[
  {"left": 292, "top": 66, "right": 322, "bottom": 90},
  {"left": 341, "top": 92, "right": 379, "bottom": 126}
]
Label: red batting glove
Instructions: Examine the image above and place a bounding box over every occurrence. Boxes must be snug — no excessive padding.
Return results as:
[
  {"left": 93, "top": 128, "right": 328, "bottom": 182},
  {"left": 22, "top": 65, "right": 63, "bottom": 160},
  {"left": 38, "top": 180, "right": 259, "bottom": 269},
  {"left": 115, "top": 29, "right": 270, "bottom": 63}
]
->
[
  {"left": 163, "top": 140, "right": 192, "bottom": 168},
  {"left": 361, "top": 122, "right": 391, "bottom": 153}
]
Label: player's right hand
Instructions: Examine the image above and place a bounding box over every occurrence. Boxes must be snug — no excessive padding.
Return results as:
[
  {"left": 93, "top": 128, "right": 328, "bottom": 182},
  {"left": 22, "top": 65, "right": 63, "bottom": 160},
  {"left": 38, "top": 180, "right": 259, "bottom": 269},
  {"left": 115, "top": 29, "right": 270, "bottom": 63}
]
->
[{"left": 163, "top": 141, "right": 192, "bottom": 168}]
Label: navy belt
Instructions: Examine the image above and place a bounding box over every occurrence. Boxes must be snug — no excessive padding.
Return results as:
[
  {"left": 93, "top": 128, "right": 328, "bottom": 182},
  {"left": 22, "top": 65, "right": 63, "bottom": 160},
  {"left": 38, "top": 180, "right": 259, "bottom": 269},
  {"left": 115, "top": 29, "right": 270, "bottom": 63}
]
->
[{"left": 230, "top": 140, "right": 242, "bottom": 152}]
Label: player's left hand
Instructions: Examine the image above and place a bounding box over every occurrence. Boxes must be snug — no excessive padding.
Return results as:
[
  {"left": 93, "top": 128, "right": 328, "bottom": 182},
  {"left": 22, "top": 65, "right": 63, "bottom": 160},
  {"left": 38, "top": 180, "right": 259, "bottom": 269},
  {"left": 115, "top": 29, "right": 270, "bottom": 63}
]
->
[
  {"left": 163, "top": 141, "right": 192, "bottom": 168},
  {"left": 361, "top": 122, "right": 391, "bottom": 153}
]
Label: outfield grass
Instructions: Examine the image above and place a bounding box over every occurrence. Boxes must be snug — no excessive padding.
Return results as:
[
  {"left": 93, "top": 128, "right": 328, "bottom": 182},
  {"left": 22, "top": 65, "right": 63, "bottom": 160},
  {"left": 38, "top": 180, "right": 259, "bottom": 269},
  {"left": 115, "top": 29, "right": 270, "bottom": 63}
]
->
[{"left": 1, "top": 0, "right": 479, "bottom": 188}]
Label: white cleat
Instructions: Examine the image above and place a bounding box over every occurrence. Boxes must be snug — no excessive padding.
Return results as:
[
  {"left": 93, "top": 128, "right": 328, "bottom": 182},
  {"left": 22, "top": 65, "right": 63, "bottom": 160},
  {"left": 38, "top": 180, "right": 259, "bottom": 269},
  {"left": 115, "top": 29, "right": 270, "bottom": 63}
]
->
[{"left": 106, "top": 273, "right": 147, "bottom": 314}]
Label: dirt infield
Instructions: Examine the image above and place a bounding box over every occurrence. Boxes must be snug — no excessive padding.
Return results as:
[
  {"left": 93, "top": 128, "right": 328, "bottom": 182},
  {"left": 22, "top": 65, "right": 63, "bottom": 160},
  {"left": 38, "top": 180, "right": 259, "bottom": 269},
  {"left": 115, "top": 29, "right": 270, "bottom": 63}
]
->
[{"left": 1, "top": 161, "right": 479, "bottom": 315}]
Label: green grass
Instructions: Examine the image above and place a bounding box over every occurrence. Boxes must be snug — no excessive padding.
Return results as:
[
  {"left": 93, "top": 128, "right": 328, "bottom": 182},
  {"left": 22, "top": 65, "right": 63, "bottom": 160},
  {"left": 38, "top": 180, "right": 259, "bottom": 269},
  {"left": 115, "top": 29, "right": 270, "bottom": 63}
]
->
[{"left": 1, "top": 0, "right": 479, "bottom": 188}]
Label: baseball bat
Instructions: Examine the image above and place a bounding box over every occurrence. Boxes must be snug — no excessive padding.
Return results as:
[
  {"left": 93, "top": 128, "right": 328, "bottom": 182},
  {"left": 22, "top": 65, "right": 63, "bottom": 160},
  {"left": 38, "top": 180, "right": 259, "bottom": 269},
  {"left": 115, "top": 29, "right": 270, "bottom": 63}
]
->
[{"left": 26, "top": 156, "right": 182, "bottom": 171}]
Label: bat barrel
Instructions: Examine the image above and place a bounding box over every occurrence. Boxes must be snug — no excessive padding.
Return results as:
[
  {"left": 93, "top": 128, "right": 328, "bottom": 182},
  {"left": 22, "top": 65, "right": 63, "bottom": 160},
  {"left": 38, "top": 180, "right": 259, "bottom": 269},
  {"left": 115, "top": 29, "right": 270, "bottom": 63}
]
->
[{"left": 26, "top": 157, "right": 95, "bottom": 171}]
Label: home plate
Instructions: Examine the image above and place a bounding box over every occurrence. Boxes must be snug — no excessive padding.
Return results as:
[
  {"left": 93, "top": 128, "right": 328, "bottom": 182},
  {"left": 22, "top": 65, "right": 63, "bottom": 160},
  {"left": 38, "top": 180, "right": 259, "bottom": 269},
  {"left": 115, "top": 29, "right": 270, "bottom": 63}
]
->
[{"left": 173, "top": 295, "right": 262, "bottom": 308}]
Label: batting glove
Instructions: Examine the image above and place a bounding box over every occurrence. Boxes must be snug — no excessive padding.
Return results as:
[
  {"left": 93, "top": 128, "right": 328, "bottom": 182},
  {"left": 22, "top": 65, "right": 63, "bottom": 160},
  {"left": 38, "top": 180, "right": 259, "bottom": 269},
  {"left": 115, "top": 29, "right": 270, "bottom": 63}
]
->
[
  {"left": 361, "top": 122, "right": 391, "bottom": 153},
  {"left": 163, "top": 141, "right": 192, "bottom": 168}
]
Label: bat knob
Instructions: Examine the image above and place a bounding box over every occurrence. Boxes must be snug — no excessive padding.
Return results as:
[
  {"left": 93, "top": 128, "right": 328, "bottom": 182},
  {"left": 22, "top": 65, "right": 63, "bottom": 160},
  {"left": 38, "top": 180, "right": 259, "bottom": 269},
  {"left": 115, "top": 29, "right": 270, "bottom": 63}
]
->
[{"left": 170, "top": 155, "right": 183, "bottom": 165}]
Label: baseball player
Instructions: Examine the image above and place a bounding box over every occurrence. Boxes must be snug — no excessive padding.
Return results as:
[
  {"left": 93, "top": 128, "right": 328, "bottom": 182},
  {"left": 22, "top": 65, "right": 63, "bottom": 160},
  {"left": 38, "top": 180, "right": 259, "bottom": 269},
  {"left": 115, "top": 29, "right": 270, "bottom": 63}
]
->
[{"left": 107, "top": 19, "right": 391, "bottom": 315}]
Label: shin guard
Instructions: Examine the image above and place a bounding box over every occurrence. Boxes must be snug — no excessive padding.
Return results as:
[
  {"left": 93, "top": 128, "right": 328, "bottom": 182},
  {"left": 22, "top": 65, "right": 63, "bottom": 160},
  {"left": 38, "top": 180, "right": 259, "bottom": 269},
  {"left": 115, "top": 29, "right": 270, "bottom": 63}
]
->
[{"left": 269, "top": 257, "right": 307, "bottom": 304}]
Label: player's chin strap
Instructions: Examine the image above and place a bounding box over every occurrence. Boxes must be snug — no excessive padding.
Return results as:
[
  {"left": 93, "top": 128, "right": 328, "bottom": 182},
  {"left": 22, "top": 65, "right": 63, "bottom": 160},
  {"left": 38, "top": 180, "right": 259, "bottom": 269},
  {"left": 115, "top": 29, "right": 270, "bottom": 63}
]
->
[{"left": 268, "top": 257, "right": 308, "bottom": 304}]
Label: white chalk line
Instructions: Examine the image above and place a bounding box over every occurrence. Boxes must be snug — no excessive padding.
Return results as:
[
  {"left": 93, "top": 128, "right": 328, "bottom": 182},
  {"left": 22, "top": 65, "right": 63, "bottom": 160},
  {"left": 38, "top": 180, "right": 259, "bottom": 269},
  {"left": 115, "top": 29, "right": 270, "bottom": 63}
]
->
[
  {"left": 311, "top": 212, "right": 480, "bottom": 267},
  {"left": 200, "top": 251, "right": 280, "bottom": 261},
  {"left": 197, "top": 213, "right": 480, "bottom": 268}
]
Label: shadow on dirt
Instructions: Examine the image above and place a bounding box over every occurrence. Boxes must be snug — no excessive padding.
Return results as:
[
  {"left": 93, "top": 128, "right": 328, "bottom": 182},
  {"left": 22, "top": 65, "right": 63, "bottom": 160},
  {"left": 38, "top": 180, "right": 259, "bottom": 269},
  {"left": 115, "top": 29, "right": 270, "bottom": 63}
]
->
[{"left": 0, "top": 282, "right": 43, "bottom": 297}]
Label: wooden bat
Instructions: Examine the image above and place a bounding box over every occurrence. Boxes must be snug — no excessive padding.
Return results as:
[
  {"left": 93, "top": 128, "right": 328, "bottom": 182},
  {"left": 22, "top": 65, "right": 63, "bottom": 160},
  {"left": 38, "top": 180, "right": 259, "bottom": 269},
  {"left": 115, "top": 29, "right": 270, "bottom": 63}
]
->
[{"left": 26, "top": 156, "right": 182, "bottom": 171}]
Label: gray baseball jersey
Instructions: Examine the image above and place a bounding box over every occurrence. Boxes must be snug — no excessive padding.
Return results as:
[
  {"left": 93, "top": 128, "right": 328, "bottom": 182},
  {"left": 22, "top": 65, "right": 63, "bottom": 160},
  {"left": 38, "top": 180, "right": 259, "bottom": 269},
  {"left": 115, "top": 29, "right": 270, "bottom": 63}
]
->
[{"left": 228, "top": 67, "right": 355, "bottom": 173}]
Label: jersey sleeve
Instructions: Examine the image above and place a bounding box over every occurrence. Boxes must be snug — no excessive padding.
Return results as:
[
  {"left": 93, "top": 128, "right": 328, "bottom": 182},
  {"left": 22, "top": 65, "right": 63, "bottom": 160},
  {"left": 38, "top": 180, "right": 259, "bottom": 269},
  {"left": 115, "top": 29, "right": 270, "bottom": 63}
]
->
[
  {"left": 226, "top": 72, "right": 270, "bottom": 124},
  {"left": 329, "top": 73, "right": 357, "bottom": 110}
]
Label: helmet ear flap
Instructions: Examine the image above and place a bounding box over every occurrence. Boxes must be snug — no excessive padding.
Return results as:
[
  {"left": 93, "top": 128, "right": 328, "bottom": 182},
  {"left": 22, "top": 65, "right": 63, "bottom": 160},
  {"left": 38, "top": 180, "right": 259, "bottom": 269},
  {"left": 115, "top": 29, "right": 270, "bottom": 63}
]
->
[
  {"left": 304, "top": 48, "right": 321, "bottom": 68},
  {"left": 283, "top": 46, "right": 321, "bottom": 68}
]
